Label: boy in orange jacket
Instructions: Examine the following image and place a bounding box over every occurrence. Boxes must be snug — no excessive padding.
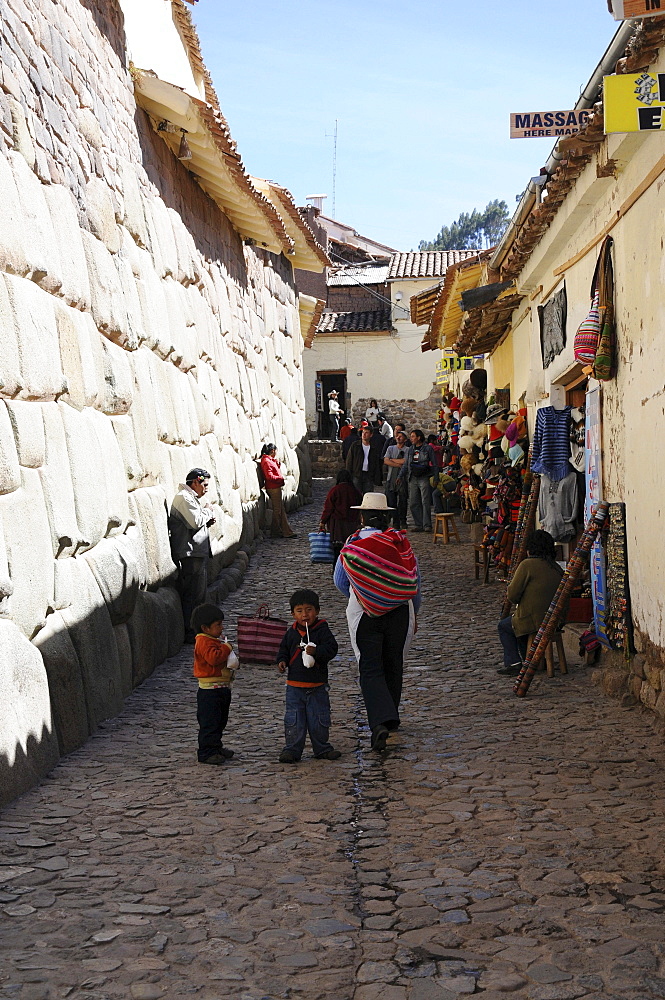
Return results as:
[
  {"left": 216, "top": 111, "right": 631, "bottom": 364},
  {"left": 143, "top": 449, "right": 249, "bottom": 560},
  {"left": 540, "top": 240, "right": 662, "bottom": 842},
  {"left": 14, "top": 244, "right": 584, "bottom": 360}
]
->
[{"left": 191, "top": 603, "right": 239, "bottom": 766}]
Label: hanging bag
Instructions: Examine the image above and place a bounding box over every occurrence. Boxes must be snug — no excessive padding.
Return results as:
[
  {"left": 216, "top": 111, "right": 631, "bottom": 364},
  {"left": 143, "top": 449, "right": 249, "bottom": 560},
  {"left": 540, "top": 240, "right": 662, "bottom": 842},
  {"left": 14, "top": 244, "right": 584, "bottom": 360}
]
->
[
  {"left": 308, "top": 530, "right": 335, "bottom": 564},
  {"left": 593, "top": 237, "right": 615, "bottom": 381},
  {"left": 573, "top": 289, "right": 601, "bottom": 364},
  {"left": 237, "top": 604, "right": 288, "bottom": 664}
]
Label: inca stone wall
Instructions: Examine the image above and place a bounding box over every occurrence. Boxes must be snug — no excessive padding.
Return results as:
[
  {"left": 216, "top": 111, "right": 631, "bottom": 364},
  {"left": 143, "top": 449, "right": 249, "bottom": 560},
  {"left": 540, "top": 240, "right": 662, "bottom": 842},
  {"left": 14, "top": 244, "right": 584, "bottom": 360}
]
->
[
  {"left": 352, "top": 385, "right": 442, "bottom": 436},
  {"left": 0, "top": 0, "right": 311, "bottom": 804}
]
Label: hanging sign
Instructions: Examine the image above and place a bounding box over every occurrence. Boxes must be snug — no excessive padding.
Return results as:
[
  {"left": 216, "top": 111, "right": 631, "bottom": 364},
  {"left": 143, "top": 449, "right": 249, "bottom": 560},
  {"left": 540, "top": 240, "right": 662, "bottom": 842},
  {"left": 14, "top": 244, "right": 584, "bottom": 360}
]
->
[
  {"left": 510, "top": 109, "right": 591, "bottom": 139},
  {"left": 436, "top": 356, "right": 474, "bottom": 372},
  {"left": 315, "top": 381, "right": 323, "bottom": 412},
  {"left": 586, "top": 387, "right": 610, "bottom": 648},
  {"left": 604, "top": 72, "right": 665, "bottom": 133},
  {"left": 610, "top": 0, "right": 663, "bottom": 19}
]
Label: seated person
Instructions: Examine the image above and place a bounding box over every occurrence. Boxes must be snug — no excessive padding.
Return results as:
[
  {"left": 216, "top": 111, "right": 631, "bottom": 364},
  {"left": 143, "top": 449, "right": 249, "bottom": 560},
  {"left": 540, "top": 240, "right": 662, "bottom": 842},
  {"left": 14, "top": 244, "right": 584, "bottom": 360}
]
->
[
  {"left": 431, "top": 469, "right": 458, "bottom": 514},
  {"left": 497, "top": 529, "right": 563, "bottom": 676}
]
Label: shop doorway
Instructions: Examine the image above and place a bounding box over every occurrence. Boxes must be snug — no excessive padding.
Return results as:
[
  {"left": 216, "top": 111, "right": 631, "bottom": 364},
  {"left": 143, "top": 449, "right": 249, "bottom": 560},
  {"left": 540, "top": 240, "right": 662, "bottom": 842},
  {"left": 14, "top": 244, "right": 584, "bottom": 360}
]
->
[{"left": 317, "top": 370, "right": 347, "bottom": 438}]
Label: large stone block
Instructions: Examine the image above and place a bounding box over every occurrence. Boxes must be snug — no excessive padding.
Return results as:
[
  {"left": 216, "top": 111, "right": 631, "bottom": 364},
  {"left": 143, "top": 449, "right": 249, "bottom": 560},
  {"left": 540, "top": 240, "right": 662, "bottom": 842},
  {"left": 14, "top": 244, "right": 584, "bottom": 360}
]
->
[
  {"left": 111, "top": 414, "right": 144, "bottom": 487},
  {"left": 115, "top": 252, "right": 143, "bottom": 350},
  {"left": 156, "top": 585, "right": 184, "bottom": 658},
  {"left": 88, "top": 408, "right": 130, "bottom": 536},
  {"left": 145, "top": 197, "right": 178, "bottom": 279},
  {"left": 84, "top": 176, "right": 121, "bottom": 253},
  {"left": 127, "top": 349, "right": 161, "bottom": 485},
  {"left": 0, "top": 401, "right": 21, "bottom": 493},
  {"left": 6, "top": 399, "right": 45, "bottom": 470},
  {"left": 0, "top": 468, "right": 54, "bottom": 637},
  {"left": 59, "top": 403, "right": 108, "bottom": 550},
  {"left": 126, "top": 486, "right": 176, "bottom": 589},
  {"left": 54, "top": 302, "right": 101, "bottom": 410},
  {"left": 33, "top": 611, "right": 89, "bottom": 756},
  {"left": 113, "top": 622, "right": 133, "bottom": 699},
  {"left": 98, "top": 337, "right": 133, "bottom": 415},
  {"left": 83, "top": 533, "right": 139, "bottom": 626},
  {"left": 127, "top": 589, "right": 169, "bottom": 687},
  {"left": 60, "top": 557, "right": 124, "bottom": 731},
  {"left": 117, "top": 159, "right": 149, "bottom": 248},
  {"left": 43, "top": 182, "right": 91, "bottom": 309},
  {"left": 40, "top": 402, "right": 81, "bottom": 558},
  {"left": 0, "top": 618, "right": 59, "bottom": 807},
  {"left": 4, "top": 273, "right": 67, "bottom": 401},
  {"left": 9, "top": 151, "right": 61, "bottom": 294},
  {"left": 0, "top": 151, "right": 30, "bottom": 277},
  {"left": 169, "top": 207, "right": 199, "bottom": 286},
  {"left": 81, "top": 229, "right": 129, "bottom": 341}
]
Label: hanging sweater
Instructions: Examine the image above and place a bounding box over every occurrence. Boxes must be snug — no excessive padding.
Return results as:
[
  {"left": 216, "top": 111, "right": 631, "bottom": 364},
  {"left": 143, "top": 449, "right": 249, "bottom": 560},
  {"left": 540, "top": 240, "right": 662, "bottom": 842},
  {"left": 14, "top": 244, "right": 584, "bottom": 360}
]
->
[
  {"left": 538, "top": 471, "right": 578, "bottom": 541},
  {"left": 531, "top": 406, "right": 571, "bottom": 482}
]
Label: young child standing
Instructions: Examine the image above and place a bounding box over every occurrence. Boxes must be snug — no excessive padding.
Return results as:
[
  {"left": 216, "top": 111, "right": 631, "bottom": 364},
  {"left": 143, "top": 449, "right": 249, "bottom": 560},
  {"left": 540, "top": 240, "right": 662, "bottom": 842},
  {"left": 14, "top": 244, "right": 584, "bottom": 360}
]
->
[
  {"left": 191, "top": 603, "right": 239, "bottom": 766},
  {"left": 276, "top": 589, "right": 341, "bottom": 763}
]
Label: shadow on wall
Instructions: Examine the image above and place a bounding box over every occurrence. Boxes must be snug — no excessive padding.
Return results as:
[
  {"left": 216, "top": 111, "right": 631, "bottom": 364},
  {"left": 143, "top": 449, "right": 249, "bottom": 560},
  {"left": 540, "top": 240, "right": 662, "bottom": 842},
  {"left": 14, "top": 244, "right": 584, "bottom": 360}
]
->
[
  {"left": 79, "top": 0, "right": 127, "bottom": 66},
  {"left": 0, "top": 441, "right": 313, "bottom": 809}
]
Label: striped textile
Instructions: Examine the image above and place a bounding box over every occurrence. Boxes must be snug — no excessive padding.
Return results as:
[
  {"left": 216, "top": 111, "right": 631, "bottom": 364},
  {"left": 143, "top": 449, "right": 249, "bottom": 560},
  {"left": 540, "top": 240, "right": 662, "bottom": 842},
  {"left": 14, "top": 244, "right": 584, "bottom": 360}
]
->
[
  {"left": 531, "top": 406, "right": 571, "bottom": 482},
  {"left": 340, "top": 528, "right": 418, "bottom": 617}
]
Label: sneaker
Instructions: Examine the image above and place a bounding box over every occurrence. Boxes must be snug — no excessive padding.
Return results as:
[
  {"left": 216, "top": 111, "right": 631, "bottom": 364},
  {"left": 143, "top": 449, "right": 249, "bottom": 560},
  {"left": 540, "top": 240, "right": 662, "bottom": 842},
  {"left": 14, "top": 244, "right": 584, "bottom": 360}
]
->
[
  {"left": 424, "top": 526, "right": 432, "bottom": 533},
  {"left": 199, "top": 753, "right": 225, "bottom": 765},
  {"left": 371, "top": 725, "right": 389, "bottom": 752},
  {"left": 279, "top": 750, "right": 299, "bottom": 763},
  {"left": 413, "top": 526, "right": 423, "bottom": 533},
  {"left": 219, "top": 747, "right": 235, "bottom": 759},
  {"left": 317, "top": 749, "right": 342, "bottom": 760}
]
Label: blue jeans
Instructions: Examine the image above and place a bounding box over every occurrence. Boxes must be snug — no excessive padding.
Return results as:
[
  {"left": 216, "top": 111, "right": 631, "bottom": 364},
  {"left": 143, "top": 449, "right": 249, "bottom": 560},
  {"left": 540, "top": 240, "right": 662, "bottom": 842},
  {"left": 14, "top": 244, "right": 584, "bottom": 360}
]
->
[
  {"left": 498, "top": 616, "right": 529, "bottom": 667},
  {"left": 283, "top": 684, "right": 334, "bottom": 759},
  {"left": 408, "top": 476, "right": 432, "bottom": 530}
]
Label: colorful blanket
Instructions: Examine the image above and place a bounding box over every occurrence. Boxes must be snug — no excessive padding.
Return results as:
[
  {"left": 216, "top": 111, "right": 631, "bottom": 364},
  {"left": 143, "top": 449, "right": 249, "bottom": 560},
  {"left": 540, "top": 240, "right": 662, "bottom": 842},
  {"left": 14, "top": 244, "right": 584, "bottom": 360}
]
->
[{"left": 340, "top": 528, "right": 418, "bottom": 617}]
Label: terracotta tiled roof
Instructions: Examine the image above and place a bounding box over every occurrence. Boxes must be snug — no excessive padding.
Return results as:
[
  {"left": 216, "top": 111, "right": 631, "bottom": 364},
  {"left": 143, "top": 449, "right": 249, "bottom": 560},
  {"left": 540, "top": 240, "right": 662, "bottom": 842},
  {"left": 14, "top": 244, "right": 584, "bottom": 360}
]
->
[
  {"left": 388, "top": 250, "right": 480, "bottom": 281},
  {"left": 328, "top": 263, "right": 389, "bottom": 286},
  {"left": 171, "top": 1, "right": 219, "bottom": 108},
  {"left": 500, "top": 15, "right": 665, "bottom": 282},
  {"left": 317, "top": 308, "right": 393, "bottom": 334},
  {"left": 252, "top": 179, "right": 330, "bottom": 271}
]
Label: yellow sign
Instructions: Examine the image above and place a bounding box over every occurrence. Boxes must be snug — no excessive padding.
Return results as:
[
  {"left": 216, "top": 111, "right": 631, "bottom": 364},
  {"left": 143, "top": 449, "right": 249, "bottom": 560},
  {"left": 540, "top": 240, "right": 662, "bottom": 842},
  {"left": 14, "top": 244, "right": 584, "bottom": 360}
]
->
[
  {"left": 611, "top": 0, "right": 663, "bottom": 18},
  {"left": 436, "top": 356, "right": 474, "bottom": 372},
  {"left": 604, "top": 72, "right": 665, "bottom": 133}
]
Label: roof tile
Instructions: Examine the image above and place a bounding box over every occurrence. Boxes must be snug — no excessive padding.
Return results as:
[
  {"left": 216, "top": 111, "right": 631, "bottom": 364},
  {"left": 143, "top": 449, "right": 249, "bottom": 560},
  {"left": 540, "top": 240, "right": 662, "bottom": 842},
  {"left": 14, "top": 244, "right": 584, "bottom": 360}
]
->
[
  {"left": 388, "top": 250, "right": 480, "bottom": 281},
  {"left": 317, "top": 308, "right": 392, "bottom": 334}
]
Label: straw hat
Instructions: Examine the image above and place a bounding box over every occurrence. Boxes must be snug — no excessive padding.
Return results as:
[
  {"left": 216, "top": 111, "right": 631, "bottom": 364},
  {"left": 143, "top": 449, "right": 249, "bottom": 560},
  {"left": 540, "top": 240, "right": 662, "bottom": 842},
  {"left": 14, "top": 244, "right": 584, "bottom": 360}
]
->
[
  {"left": 350, "top": 492, "right": 395, "bottom": 511},
  {"left": 328, "top": 390, "right": 338, "bottom": 397}
]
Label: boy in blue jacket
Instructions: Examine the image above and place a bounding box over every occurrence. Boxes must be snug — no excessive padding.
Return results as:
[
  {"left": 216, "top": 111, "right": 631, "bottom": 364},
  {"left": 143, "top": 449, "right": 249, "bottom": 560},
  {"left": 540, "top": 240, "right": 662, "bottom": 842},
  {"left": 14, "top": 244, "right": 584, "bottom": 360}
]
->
[{"left": 276, "top": 589, "right": 341, "bottom": 763}]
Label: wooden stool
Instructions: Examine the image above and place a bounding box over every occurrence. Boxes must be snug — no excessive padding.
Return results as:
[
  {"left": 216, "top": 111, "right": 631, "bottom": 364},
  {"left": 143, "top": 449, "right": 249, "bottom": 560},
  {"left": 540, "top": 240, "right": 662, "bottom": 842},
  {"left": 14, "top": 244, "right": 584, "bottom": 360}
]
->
[
  {"left": 433, "top": 512, "right": 460, "bottom": 544},
  {"left": 473, "top": 544, "right": 491, "bottom": 583},
  {"left": 528, "top": 631, "right": 568, "bottom": 677}
]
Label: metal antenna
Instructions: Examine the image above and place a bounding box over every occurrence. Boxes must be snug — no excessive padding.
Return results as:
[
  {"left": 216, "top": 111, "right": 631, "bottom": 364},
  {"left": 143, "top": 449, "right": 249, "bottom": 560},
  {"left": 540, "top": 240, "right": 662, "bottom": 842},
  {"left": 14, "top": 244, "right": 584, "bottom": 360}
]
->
[{"left": 325, "top": 120, "right": 338, "bottom": 218}]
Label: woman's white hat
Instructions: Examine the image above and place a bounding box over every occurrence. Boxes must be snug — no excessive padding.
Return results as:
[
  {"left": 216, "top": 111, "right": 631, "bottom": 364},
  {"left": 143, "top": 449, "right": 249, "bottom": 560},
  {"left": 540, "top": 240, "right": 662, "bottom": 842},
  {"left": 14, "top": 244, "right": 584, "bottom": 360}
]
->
[
  {"left": 328, "top": 390, "right": 338, "bottom": 397},
  {"left": 350, "top": 492, "right": 395, "bottom": 511}
]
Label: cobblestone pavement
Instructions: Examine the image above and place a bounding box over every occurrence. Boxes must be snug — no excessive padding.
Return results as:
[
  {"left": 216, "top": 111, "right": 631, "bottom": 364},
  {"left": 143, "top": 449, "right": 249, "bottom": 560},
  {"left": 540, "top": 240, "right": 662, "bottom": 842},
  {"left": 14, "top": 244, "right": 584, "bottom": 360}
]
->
[{"left": 2, "top": 479, "right": 665, "bottom": 1000}]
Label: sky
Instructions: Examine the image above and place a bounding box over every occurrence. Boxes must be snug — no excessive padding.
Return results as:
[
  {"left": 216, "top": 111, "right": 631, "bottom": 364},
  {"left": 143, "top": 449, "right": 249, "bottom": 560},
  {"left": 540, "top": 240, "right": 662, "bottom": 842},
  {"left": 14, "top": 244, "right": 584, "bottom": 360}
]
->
[{"left": 191, "top": 1, "right": 620, "bottom": 251}]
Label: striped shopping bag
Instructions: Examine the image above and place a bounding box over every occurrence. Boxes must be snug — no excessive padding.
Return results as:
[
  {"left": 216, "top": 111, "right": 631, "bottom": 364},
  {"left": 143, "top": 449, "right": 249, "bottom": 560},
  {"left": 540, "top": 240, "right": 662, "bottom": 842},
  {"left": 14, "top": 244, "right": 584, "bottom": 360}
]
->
[
  {"left": 237, "top": 604, "right": 288, "bottom": 665},
  {"left": 309, "top": 531, "right": 335, "bottom": 564}
]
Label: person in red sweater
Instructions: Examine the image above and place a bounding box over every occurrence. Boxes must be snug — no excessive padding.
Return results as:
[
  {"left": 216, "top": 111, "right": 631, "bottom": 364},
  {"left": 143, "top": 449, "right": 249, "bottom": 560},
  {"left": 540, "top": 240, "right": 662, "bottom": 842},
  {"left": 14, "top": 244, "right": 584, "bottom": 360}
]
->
[
  {"left": 191, "top": 603, "right": 239, "bottom": 765},
  {"left": 260, "top": 443, "right": 296, "bottom": 539},
  {"left": 319, "top": 469, "right": 361, "bottom": 569}
]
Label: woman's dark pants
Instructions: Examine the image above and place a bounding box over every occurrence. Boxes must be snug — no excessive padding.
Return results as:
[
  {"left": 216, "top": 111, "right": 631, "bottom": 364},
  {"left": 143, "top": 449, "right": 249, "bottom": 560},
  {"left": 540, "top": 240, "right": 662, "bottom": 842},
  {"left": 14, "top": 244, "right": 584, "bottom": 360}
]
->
[{"left": 356, "top": 604, "right": 409, "bottom": 731}]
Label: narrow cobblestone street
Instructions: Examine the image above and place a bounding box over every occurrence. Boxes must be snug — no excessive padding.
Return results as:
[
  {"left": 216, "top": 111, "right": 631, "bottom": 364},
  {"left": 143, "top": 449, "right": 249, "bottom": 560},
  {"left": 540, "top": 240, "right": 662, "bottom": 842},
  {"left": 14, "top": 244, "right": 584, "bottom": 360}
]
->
[{"left": 2, "top": 480, "right": 665, "bottom": 1000}]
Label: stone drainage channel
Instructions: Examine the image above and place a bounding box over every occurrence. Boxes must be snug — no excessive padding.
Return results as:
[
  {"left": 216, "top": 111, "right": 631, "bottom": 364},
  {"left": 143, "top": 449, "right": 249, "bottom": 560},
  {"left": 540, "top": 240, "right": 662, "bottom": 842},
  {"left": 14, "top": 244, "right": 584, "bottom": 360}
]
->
[{"left": 2, "top": 478, "right": 665, "bottom": 999}]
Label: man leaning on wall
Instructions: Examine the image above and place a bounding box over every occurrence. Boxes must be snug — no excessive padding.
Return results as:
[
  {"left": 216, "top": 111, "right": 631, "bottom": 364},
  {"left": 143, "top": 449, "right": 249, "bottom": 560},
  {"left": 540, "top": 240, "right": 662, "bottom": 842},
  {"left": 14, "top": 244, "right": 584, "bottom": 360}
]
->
[{"left": 169, "top": 468, "right": 216, "bottom": 643}]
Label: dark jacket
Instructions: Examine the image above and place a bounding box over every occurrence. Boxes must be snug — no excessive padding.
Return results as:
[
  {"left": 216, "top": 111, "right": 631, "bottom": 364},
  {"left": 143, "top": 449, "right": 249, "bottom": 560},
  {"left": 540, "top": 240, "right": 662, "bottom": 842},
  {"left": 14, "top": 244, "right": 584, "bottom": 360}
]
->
[
  {"left": 403, "top": 442, "right": 437, "bottom": 482},
  {"left": 342, "top": 429, "right": 358, "bottom": 460},
  {"left": 507, "top": 557, "right": 564, "bottom": 637},
  {"left": 321, "top": 482, "right": 362, "bottom": 545},
  {"left": 277, "top": 619, "right": 338, "bottom": 686},
  {"left": 345, "top": 439, "right": 383, "bottom": 483}
]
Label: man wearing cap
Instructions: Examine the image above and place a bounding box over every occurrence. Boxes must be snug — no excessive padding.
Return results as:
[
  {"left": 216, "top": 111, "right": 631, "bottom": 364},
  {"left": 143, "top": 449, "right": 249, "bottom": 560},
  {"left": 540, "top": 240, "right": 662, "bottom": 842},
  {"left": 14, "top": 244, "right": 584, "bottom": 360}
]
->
[
  {"left": 169, "top": 469, "right": 216, "bottom": 642},
  {"left": 328, "top": 390, "right": 344, "bottom": 442},
  {"left": 334, "top": 493, "right": 421, "bottom": 752}
]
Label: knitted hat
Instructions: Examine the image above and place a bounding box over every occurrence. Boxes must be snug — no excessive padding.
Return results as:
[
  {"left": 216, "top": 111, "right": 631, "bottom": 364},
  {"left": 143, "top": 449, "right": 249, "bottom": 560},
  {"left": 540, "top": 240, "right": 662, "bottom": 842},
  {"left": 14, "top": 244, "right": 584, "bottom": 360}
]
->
[
  {"left": 505, "top": 420, "right": 519, "bottom": 445},
  {"left": 484, "top": 404, "right": 506, "bottom": 425}
]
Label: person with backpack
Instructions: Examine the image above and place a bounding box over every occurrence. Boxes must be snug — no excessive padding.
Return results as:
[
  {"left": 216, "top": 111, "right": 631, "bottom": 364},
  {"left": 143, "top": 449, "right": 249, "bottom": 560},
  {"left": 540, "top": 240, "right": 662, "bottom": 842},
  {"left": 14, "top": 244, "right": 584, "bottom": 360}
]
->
[
  {"left": 401, "top": 429, "right": 437, "bottom": 532},
  {"left": 334, "top": 494, "right": 421, "bottom": 752}
]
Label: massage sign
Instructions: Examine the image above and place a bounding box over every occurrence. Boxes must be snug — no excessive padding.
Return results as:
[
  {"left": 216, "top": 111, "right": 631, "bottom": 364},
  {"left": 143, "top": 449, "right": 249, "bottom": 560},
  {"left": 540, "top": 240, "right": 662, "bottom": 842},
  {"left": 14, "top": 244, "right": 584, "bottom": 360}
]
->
[{"left": 509, "top": 109, "right": 591, "bottom": 139}]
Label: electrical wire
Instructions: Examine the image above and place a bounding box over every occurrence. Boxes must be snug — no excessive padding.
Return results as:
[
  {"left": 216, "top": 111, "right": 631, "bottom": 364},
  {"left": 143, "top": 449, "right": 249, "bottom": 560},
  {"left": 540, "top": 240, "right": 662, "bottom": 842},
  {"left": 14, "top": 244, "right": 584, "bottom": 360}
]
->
[{"left": 326, "top": 249, "right": 413, "bottom": 318}]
